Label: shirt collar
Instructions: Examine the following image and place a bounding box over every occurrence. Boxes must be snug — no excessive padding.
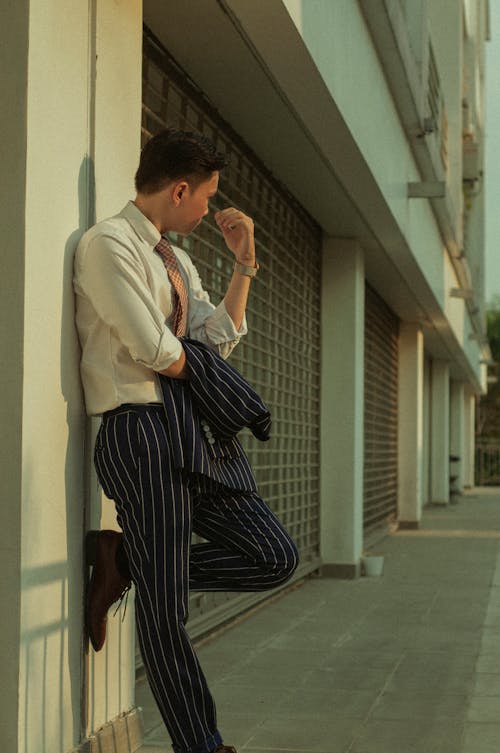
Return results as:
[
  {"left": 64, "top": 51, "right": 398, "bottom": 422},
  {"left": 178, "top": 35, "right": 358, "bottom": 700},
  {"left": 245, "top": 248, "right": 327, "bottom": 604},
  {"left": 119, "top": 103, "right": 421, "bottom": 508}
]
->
[{"left": 119, "top": 201, "right": 161, "bottom": 247}]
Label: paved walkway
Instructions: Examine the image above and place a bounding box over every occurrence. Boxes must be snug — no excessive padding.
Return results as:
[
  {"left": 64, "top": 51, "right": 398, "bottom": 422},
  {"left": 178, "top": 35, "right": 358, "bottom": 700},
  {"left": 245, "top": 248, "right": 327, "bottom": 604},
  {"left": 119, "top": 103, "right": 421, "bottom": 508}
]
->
[{"left": 137, "top": 488, "right": 500, "bottom": 753}]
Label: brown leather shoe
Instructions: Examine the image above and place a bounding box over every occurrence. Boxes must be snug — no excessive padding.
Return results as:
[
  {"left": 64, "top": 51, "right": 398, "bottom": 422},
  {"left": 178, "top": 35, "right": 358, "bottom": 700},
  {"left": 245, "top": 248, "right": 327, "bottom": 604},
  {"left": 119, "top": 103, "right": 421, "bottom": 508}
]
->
[{"left": 85, "top": 530, "right": 132, "bottom": 651}]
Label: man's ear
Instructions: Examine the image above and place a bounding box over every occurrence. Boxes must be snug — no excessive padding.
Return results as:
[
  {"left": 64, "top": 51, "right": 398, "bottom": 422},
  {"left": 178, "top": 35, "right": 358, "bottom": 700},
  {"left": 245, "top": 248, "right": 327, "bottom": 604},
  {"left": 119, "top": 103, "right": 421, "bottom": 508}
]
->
[{"left": 172, "top": 181, "right": 189, "bottom": 206}]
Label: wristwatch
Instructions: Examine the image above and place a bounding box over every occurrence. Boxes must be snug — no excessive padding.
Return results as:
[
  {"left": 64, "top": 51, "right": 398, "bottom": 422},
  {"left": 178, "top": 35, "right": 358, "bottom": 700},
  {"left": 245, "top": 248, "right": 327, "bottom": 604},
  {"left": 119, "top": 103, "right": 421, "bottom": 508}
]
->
[{"left": 234, "top": 260, "right": 259, "bottom": 278}]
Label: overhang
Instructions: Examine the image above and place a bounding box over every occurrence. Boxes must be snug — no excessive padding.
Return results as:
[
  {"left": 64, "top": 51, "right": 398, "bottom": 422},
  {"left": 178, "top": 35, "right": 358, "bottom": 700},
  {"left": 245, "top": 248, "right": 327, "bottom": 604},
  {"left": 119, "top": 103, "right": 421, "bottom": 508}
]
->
[{"left": 143, "top": 0, "right": 484, "bottom": 391}]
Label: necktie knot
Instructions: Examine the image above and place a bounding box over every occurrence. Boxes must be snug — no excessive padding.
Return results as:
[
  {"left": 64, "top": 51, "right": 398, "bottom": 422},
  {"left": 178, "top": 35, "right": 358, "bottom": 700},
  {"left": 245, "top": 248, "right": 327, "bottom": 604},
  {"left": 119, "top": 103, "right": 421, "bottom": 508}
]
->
[{"left": 155, "top": 237, "right": 188, "bottom": 337}]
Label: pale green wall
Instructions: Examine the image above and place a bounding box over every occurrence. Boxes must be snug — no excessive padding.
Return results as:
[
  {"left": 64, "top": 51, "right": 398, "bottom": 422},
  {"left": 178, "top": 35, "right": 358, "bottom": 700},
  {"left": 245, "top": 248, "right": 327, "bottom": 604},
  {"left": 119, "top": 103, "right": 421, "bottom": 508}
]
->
[
  {"left": 428, "top": 0, "right": 464, "bottom": 242},
  {"left": 282, "top": 0, "right": 484, "bottom": 384},
  {"left": 282, "top": 0, "right": 447, "bottom": 298},
  {"left": 10, "top": 0, "right": 142, "bottom": 751}
]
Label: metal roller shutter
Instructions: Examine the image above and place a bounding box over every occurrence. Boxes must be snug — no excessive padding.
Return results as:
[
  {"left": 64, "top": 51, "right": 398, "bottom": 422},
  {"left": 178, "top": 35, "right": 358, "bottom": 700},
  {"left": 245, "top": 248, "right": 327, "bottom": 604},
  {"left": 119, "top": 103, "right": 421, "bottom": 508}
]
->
[
  {"left": 140, "top": 28, "right": 321, "bottom": 643},
  {"left": 364, "top": 284, "right": 399, "bottom": 532}
]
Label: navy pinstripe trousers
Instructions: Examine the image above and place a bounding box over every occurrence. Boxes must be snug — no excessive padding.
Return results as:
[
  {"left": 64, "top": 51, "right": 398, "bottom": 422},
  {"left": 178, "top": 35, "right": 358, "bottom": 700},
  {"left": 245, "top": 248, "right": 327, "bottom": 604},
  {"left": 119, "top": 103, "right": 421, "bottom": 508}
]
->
[{"left": 94, "top": 404, "right": 299, "bottom": 753}]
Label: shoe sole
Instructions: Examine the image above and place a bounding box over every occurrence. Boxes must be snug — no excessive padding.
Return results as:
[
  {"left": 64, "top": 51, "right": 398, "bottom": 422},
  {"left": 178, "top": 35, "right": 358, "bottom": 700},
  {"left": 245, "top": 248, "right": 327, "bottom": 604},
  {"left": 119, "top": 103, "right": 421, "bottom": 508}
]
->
[
  {"left": 85, "top": 530, "right": 100, "bottom": 566},
  {"left": 85, "top": 530, "right": 105, "bottom": 651}
]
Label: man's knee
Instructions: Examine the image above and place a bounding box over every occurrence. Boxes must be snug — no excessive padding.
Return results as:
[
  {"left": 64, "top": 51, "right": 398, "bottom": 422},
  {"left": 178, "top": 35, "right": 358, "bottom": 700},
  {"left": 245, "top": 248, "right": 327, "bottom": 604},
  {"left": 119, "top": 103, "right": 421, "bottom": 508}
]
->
[
  {"left": 281, "top": 537, "right": 300, "bottom": 579},
  {"left": 265, "top": 535, "right": 299, "bottom": 582}
]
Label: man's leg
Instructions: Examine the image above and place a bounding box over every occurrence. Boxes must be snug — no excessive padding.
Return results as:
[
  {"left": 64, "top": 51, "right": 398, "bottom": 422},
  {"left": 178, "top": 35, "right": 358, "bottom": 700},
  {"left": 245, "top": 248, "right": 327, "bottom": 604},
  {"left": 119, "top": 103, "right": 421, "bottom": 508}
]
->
[
  {"left": 189, "top": 476, "right": 299, "bottom": 592},
  {"left": 94, "top": 407, "right": 223, "bottom": 753}
]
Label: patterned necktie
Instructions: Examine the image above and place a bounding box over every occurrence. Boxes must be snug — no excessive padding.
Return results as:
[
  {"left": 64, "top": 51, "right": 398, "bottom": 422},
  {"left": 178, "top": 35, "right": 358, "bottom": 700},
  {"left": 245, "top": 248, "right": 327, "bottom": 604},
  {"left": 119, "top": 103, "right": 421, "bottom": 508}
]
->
[{"left": 155, "top": 236, "right": 188, "bottom": 337}]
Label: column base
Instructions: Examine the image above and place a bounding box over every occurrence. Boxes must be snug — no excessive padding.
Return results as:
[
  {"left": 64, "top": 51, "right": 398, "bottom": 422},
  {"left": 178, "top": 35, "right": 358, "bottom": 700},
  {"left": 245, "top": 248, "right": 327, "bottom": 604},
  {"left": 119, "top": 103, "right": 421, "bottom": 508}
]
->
[
  {"left": 70, "top": 707, "right": 143, "bottom": 753},
  {"left": 398, "top": 520, "right": 420, "bottom": 530},
  {"left": 320, "top": 562, "right": 361, "bottom": 580}
]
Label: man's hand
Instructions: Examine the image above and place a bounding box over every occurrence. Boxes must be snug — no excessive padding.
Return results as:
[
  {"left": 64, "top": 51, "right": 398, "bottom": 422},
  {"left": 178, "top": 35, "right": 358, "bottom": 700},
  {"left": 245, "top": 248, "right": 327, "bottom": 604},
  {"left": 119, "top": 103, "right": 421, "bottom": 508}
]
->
[{"left": 214, "top": 208, "right": 256, "bottom": 265}]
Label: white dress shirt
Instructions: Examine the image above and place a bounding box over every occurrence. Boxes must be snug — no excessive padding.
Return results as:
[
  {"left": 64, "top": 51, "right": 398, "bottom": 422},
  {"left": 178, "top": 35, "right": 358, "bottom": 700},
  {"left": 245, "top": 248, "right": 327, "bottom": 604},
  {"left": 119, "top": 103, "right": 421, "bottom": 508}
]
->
[{"left": 73, "top": 201, "right": 247, "bottom": 416}]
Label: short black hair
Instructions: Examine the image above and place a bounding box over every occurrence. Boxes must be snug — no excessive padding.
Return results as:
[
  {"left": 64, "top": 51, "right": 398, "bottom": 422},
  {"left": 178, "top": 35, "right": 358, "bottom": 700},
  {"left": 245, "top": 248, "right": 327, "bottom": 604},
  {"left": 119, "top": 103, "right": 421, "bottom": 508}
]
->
[{"left": 135, "top": 128, "right": 227, "bottom": 194}]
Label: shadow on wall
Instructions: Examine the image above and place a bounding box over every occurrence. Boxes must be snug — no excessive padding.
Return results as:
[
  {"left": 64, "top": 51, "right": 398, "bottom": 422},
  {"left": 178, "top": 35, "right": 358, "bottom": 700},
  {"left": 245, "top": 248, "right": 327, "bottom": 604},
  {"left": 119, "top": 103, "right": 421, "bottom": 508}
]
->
[
  {"left": 21, "top": 560, "right": 71, "bottom": 753},
  {"left": 20, "top": 156, "right": 134, "bottom": 753},
  {"left": 18, "top": 157, "right": 98, "bottom": 753},
  {"left": 61, "top": 155, "right": 98, "bottom": 747},
  {"left": 20, "top": 556, "right": 133, "bottom": 752}
]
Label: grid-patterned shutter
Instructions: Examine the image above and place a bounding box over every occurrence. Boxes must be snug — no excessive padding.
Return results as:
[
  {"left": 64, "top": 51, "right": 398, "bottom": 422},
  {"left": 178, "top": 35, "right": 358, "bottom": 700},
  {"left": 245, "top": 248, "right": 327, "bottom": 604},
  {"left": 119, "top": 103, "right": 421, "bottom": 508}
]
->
[
  {"left": 141, "top": 28, "right": 321, "bottom": 641},
  {"left": 364, "top": 284, "right": 399, "bottom": 532}
]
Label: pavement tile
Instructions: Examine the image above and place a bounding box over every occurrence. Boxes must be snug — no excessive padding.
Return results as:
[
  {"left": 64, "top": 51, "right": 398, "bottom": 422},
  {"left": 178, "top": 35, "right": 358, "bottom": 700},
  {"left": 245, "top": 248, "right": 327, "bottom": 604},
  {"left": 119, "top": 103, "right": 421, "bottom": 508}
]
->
[
  {"left": 462, "top": 722, "right": 500, "bottom": 753},
  {"left": 321, "top": 650, "right": 403, "bottom": 671},
  {"left": 300, "top": 666, "right": 390, "bottom": 691},
  {"left": 266, "top": 631, "right": 337, "bottom": 652},
  {"left": 478, "top": 630, "right": 500, "bottom": 654},
  {"left": 212, "top": 682, "right": 294, "bottom": 714},
  {"left": 136, "top": 680, "right": 164, "bottom": 734},
  {"left": 400, "top": 651, "right": 478, "bottom": 672},
  {"left": 215, "top": 713, "right": 268, "bottom": 749},
  {"left": 142, "top": 723, "right": 170, "bottom": 744},
  {"left": 386, "top": 669, "right": 474, "bottom": 694},
  {"left": 329, "top": 633, "right": 413, "bottom": 655},
  {"left": 244, "top": 716, "right": 363, "bottom": 752},
  {"left": 483, "top": 611, "right": 500, "bottom": 629},
  {"left": 473, "top": 672, "right": 500, "bottom": 695},
  {"left": 409, "top": 627, "right": 484, "bottom": 654},
  {"left": 466, "top": 695, "right": 500, "bottom": 722},
  {"left": 219, "top": 660, "right": 314, "bottom": 688},
  {"left": 371, "top": 690, "right": 469, "bottom": 720},
  {"left": 349, "top": 719, "right": 465, "bottom": 753},
  {"left": 486, "top": 589, "right": 500, "bottom": 607},
  {"left": 242, "top": 750, "right": 335, "bottom": 753},
  {"left": 272, "top": 687, "right": 376, "bottom": 719},
  {"left": 475, "top": 653, "right": 500, "bottom": 672}
]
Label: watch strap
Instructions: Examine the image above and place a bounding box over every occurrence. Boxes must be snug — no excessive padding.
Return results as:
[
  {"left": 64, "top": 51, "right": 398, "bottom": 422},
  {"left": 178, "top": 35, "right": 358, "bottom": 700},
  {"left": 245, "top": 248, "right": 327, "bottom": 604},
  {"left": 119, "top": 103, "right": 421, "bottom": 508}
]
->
[{"left": 234, "top": 261, "right": 259, "bottom": 278}]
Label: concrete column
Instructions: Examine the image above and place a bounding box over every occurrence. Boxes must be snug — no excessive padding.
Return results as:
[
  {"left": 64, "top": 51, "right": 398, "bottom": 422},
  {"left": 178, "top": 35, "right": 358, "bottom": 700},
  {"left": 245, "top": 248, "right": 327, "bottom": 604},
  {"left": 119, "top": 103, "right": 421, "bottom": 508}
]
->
[
  {"left": 450, "top": 381, "right": 465, "bottom": 493},
  {"left": 3, "top": 3, "right": 142, "bottom": 752},
  {"left": 0, "top": 3, "right": 28, "bottom": 750},
  {"left": 398, "top": 323, "right": 424, "bottom": 527},
  {"left": 463, "top": 387, "right": 476, "bottom": 488},
  {"left": 430, "top": 360, "right": 450, "bottom": 504},
  {"left": 320, "top": 238, "right": 364, "bottom": 578}
]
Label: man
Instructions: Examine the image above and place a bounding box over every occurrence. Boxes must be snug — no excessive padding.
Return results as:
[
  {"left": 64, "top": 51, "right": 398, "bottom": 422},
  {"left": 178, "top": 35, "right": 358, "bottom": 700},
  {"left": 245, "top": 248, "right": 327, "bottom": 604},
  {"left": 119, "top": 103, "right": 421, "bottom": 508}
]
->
[{"left": 74, "top": 128, "right": 298, "bottom": 753}]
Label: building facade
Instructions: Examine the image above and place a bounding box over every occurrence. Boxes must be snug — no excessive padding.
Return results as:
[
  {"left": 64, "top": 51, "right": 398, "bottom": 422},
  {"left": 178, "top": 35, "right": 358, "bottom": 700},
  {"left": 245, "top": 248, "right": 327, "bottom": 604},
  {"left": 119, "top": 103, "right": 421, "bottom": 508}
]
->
[{"left": 0, "top": 1, "right": 489, "bottom": 751}]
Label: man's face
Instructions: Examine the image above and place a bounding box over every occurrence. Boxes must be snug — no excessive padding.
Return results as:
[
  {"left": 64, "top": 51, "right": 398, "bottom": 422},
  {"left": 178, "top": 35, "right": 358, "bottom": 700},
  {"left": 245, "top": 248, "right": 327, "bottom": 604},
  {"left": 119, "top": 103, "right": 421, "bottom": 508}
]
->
[{"left": 174, "top": 171, "right": 219, "bottom": 236}]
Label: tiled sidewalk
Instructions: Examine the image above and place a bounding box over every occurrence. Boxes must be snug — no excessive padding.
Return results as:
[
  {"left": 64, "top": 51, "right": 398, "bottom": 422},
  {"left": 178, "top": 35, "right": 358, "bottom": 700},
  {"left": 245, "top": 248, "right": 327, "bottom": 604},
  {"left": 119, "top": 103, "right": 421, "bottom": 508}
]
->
[{"left": 137, "top": 489, "right": 500, "bottom": 753}]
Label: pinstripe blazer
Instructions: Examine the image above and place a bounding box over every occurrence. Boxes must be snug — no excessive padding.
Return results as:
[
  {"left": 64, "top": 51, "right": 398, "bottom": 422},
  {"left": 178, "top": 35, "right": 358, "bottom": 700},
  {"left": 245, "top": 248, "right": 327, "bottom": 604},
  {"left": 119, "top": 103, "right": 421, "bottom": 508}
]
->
[{"left": 157, "top": 338, "right": 271, "bottom": 492}]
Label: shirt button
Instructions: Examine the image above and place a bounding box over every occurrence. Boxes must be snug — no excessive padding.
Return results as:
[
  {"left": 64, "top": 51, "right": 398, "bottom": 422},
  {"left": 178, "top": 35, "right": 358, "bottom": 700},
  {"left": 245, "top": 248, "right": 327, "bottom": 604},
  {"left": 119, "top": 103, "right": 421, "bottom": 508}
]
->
[{"left": 208, "top": 437, "right": 216, "bottom": 445}]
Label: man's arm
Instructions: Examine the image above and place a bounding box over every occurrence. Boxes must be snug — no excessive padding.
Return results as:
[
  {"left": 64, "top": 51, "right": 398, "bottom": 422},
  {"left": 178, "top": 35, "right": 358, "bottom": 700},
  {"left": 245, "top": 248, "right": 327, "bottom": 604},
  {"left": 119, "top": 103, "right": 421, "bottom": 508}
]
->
[
  {"left": 157, "top": 348, "right": 188, "bottom": 379},
  {"left": 215, "top": 208, "right": 256, "bottom": 331},
  {"left": 160, "top": 208, "right": 256, "bottom": 379}
]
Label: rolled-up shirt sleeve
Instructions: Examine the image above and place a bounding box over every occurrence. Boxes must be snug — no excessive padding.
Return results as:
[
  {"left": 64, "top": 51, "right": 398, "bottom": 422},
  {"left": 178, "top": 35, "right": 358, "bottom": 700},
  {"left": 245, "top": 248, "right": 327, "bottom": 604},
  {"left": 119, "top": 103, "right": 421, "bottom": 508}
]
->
[
  {"left": 180, "top": 251, "right": 247, "bottom": 360},
  {"left": 78, "top": 234, "right": 183, "bottom": 371}
]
